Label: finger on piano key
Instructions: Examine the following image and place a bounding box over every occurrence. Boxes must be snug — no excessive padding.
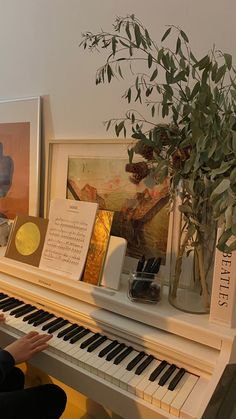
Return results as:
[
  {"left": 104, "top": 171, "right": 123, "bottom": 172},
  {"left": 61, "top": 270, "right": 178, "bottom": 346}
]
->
[
  {"left": 169, "top": 374, "right": 200, "bottom": 416},
  {"left": 161, "top": 371, "right": 190, "bottom": 413},
  {"left": 152, "top": 368, "right": 180, "bottom": 407}
]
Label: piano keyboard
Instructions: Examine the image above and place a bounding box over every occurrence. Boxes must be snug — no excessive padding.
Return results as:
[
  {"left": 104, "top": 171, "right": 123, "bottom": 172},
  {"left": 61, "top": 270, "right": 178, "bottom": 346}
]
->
[{"left": 0, "top": 291, "right": 201, "bottom": 417}]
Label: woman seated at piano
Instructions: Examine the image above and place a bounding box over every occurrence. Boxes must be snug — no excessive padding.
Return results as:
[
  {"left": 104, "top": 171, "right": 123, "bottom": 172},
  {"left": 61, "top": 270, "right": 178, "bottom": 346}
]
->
[{"left": 0, "top": 313, "right": 67, "bottom": 419}]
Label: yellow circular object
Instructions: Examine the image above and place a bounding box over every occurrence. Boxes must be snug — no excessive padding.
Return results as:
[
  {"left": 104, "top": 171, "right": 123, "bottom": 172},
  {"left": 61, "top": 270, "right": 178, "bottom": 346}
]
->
[{"left": 15, "top": 222, "right": 41, "bottom": 256}]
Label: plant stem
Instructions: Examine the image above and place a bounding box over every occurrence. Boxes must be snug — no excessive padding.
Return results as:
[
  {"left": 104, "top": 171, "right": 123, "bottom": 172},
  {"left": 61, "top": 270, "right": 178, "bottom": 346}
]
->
[
  {"left": 171, "top": 229, "right": 189, "bottom": 298},
  {"left": 195, "top": 244, "right": 210, "bottom": 310}
]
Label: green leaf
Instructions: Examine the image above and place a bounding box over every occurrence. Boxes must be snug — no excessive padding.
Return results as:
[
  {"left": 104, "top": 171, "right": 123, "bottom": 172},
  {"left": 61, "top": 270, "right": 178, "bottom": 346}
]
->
[
  {"left": 196, "top": 55, "right": 210, "bottom": 70},
  {"left": 115, "top": 121, "right": 124, "bottom": 137},
  {"left": 224, "top": 53, "right": 232, "bottom": 70},
  {"left": 210, "top": 178, "right": 230, "bottom": 199},
  {"left": 214, "top": 65, "right": 226, "bottom": 83},
  {"left": 126, "top": 22, "right": 132, "bottom": 40},
  {"left": 150, "top": 68, "right": 158, "bottom": 81},
  {"left": 148, "top": 53, "right": 153, "bottom": 69},
  {"left": 134, "top": 24, "right": 142, "bottom": 47},
  {"left": 180, "top": 30, "right": 189, "bottom": 43},
  {"left": 107, "top": 64, "right": 113, "bottom": 82},
  {"left": 176, "top": 37, "right": 181, "bottom": 54},
  {"left": 161, "top": 27, "right": 171, "bottom": 42}
]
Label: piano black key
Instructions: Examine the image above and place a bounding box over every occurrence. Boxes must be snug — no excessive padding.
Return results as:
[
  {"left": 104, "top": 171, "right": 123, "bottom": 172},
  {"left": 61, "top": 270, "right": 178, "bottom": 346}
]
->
[
  {"left": 2, "top": 300, "right": 23, "bottom": 312},
  {"left": 168, "top": 367, "right": 186, "bottom": 391},
  {"left": 0, "top": 293, "right": 8, "bottom": 300},
  {"left": 106, "top": 343, "right": 126, "bottom": 361},
  {"left": 158, "top": 364, "right": 177, "bottom": 386},
  {"left": 14, "top": 305, "right": 36, "bottom": 318},
  {"left": 47, "top": 319, "right": 69, "bottom": 334},
  {"left": 0, "top": 297, "right": 15, "bottom": 309},
  {"left": 70, "top": 328, "right": 90, "bottom": 344},
  {"left": 135, "top": 355, "right": 155, "bottom": 375},
  {"left": 42, "top": 317, "right": 63, "bottom": 331},
  {"left": 33, "top": 313, "right": 54, "bottom": 327},
  {"left": 98, "top": 340, "right": 119, "bottom": 358},
  {"left": 87, "top": 335, "right": 107, "bottom": 353},
  {"left": 63, "top": 326, "right": 84, "bottom": 341},
  {"left": 23, "top": 309, "right": 44, "bottom": 322},
  {"left": 114, "top": 346, "right": 133, "bottom": 365},
  {"left": 10, "top": 304, "right": 31, "bottom": 316},
  {"left": 126, "top": 351, "right": 145, "bottom": 371},
  {"left": 80, "top": 333, "right": 101, "bottom": 349},
  {"left": 149, "top": 360, "right": 168, "bottom": 382},
  {"left": 28, "top": 311, "right": 49, "bottom": 325},
  {"left": 57, "top": 323, "right": 76, "bottom": 338}
]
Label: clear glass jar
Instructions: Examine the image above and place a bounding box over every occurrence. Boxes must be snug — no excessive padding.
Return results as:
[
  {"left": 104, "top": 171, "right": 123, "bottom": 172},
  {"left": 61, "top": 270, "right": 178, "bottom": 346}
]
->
[
  {"left": 128, "top": 271, "right": 162, "bottom": 304},
  {"left": 168, "top": 196, "right": 217, "bottom": 314}
]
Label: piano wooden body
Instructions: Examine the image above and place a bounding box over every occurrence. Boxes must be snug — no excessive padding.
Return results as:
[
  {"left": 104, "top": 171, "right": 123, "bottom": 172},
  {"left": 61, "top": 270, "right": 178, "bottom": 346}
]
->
[{"left": 0, "top": 253, "right": 235, "bottom": 419}]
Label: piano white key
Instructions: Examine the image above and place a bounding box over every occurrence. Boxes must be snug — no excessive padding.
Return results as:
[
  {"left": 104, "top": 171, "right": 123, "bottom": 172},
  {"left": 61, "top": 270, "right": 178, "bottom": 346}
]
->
[
  {"left": 152, "top": 368, "right": 180, "bottom": 407},
  {"left": 179, "top": 377, "right": 208, "bottom": 419},
  {"left": 111, "top": 350, "right": 140, "bottom": 386},
  {"left": 77, "top": 340, "right": 110, "bottom": 372},
  {"left": 119, "top": 356, "right": 150, "bottom": 391},
  {"left": 64, "top": 334, "right": 96, "bottom": 364},
  {"left": 160, "top": 372, "right": 190, "bottom": 413},
  {"left": 170, "top": 374, "right": 199, "bottom": 416},
  {"left": 143, "top": 364, "right": 170, "bottom": 403},
  {"left": 127, "top": 359, "right": 157, "bottom": 395},
  {"left": 87, "top": 340, "right": 112, "bottom": 374},
  {"left": 135, "top": 359, "right": 161, "bottom": 398},
  {"left": 102, "top": 352, "right": 136, "bottom": 383}
]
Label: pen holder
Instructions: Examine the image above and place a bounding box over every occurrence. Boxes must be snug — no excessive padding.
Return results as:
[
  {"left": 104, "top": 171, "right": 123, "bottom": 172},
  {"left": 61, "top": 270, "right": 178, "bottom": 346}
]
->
[{"left": 128, "top": 271, "right": 162, "bottom": 304}]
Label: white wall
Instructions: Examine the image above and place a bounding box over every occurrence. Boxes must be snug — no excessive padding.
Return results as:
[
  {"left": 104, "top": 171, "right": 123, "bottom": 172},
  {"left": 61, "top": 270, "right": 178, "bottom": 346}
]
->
[
  {"left": 0, "top": 0, "right": 235, "bottom": 211},
  {"left": 0, "top": 0, "right": 235, "bottom": 141}
]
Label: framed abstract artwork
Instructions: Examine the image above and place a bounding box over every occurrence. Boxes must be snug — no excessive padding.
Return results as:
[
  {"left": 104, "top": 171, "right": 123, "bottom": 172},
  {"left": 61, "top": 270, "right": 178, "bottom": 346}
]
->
[
  {"left": 0, "top": 97, "right": 41, "bottom": 219},
  {"left": 46, "top": 139, "right": 173, "bottom": 279}
]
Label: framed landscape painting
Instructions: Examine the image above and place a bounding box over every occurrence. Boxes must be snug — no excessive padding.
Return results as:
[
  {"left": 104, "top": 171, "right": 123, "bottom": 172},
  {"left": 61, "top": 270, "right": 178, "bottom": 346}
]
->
[
  {"left": 0, "top": 97, "right": 41, "bottom": 219},
  {"left": 47, "top": 139, "right": 172, "bottom": 278}
]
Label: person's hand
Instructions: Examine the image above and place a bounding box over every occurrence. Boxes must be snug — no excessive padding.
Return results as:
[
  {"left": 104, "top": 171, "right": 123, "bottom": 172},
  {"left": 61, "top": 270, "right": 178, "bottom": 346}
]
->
[
  {"left": 0, "top": 313, "right": 5, "bottom": 323},
  {"left": 4, "top": 331, "right": 53, "bottom": 364}
]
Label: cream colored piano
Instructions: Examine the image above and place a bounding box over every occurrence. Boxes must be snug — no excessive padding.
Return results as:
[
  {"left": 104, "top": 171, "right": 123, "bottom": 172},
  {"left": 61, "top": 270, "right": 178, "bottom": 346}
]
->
[{"left": 0, "top": 246, "right": 235, "bottom": 419}]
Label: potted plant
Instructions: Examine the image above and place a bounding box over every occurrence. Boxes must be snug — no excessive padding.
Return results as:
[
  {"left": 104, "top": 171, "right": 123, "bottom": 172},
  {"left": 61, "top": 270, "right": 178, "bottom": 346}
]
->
[{"left": 80, "top": 14, "right": 236, "bottom": 313}]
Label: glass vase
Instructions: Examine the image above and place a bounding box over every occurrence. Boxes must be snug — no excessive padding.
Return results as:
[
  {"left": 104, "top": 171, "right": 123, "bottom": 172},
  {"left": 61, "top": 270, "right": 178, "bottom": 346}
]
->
[{"left": 168, "top": 198, "right": 217, "bottom": 314}]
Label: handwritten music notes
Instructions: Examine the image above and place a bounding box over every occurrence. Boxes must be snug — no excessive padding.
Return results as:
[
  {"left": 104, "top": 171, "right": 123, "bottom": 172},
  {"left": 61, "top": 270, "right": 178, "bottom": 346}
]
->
[{"left": 39, "top": 198, "right": 98, "bottom": 280}]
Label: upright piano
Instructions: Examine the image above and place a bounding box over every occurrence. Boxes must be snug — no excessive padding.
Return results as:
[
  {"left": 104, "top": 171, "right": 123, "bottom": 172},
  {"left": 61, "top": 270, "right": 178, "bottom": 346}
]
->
[{"left": 0, "top": 252, "right": 235, "bottom": 419}]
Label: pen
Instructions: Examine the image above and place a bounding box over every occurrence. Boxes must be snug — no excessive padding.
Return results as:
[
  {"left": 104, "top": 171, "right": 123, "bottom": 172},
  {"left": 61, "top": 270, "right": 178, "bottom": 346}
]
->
[
  {"left": 143, "top": 257, "right": 155, "bottom": 273},
  {"left": 136, "top": 255, "right": 145, "bottom": 272},
  {"left": 151, "top": 257, "right": 162, "bottom": 274}
]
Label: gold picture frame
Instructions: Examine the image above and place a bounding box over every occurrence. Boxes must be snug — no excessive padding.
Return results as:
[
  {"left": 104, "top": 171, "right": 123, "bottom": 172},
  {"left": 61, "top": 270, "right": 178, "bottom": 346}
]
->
[{"left": 46, "top": 139, "right": 173, "bottom": 280}]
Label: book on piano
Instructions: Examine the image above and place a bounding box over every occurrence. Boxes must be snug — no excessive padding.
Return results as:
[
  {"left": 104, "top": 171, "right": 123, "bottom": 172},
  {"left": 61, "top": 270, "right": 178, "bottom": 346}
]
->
[
  {"left": 82, "top": 209, "right": 114, "bottom": 286},
  {"left": 210, "top": 228, "right": 236, "bottom": 328},
  {"left": 5, "top": 214, "right": 48, "bottom": 267}
]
